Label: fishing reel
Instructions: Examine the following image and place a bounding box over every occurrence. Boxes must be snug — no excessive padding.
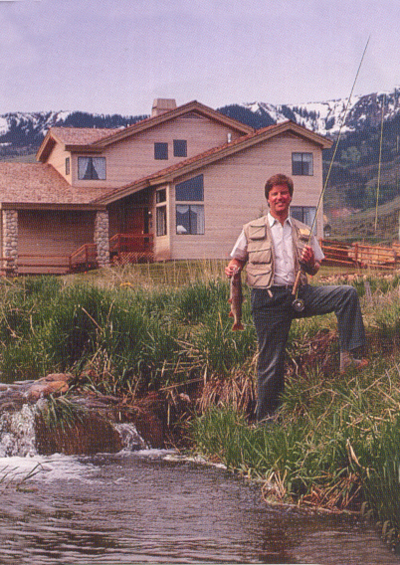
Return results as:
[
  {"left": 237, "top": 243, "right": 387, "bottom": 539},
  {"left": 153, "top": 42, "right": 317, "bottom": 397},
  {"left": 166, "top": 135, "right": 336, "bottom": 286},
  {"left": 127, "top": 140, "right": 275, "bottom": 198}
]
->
[
  {"left": 291, "top": 267, "right": 306, "bottom": 313},
  {"left": 291, "top": 297, "right": 305, "bottom": 313}
]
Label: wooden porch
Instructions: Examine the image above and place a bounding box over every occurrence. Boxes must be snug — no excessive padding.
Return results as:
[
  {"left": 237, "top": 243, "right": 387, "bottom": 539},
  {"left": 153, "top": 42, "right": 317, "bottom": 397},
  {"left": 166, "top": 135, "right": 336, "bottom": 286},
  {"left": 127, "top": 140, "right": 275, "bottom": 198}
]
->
[
  {"left": 0, "top": 233, "right": 154, "bottom": 275},
  {"left": 109, "top": 233, "right": 154, "bottom": 265}
]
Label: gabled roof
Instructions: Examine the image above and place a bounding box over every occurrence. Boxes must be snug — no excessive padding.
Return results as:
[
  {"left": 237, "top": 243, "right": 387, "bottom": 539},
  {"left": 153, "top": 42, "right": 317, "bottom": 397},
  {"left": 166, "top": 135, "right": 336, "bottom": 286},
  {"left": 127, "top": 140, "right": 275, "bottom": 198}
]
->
[
  {"left": 6, "top": 120, "right": 331, "bottom": 210},
  {"left": 94, "top": 120, "right": 333, "bottom": 205},
  {"left": 36, "top": 100, "right": 254, "bottom": 162},
  {"left": 37, "top": 127, "right": 116, "bottom": 162}
]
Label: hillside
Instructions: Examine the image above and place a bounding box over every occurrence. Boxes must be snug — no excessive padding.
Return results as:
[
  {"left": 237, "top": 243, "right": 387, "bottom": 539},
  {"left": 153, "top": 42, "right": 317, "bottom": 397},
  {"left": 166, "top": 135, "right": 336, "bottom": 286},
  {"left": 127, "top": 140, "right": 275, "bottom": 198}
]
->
[
  {"left": 0, "top": 111, "right": 147, "bottom": 160},
  {"left": 219, "top": 92, "right": 400, "bottom": 239}
]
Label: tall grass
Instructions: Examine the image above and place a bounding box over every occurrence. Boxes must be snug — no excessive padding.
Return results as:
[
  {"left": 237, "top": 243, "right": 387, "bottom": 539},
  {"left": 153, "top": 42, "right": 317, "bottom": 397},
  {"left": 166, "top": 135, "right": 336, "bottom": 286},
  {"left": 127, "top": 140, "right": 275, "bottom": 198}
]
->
[
  {"left": 0, "top": 270, "right": 256, "bottom": 390},
  {"left": 2, "top": 264, "right": 400, "bottom": 544}
]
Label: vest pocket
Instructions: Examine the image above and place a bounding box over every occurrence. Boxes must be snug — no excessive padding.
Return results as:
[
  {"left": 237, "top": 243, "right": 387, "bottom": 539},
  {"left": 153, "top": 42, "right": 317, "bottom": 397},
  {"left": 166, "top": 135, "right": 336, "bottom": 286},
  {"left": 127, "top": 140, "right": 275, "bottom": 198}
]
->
[
  {"left": 248, "top": 241, "right": 272, "bottom": 264},
  {"left": 248, "top": 224, "right": 266, "bottom": 240},
  {"left": 246, "top": 268, "right": 273, "bottom": 288},
  {"left": 248, "top": 247, "right": 272, "bottom": 264}
]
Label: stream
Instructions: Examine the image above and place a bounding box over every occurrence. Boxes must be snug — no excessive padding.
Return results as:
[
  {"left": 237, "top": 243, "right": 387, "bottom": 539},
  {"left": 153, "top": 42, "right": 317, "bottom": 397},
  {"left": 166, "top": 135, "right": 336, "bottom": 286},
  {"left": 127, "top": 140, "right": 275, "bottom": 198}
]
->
[{"left": 0, "top": 446, "right": 399, "bottom": 565}]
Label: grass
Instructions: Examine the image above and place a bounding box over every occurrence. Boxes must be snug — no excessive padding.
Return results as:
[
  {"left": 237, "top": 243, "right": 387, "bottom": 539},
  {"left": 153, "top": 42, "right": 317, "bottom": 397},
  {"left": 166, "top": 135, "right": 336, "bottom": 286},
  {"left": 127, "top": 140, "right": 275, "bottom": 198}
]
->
[{"left": 2, "top": 261, "right": 400, "bottom": 546}]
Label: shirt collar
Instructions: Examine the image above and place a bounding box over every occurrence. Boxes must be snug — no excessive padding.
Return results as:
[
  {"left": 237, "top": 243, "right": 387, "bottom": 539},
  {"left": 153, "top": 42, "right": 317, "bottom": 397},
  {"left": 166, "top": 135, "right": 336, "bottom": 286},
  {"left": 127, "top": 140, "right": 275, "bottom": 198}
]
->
[{"left": 267, "top": 212, "right": 292, "bottom": 227}]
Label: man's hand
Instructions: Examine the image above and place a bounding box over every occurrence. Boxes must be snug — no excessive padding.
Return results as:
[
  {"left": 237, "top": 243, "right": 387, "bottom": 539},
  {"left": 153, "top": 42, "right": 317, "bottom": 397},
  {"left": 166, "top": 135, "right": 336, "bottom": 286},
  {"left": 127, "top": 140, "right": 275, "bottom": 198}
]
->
[
  {"left": 225, "top": 259, "right": 244, "bottom": 278},
  {"left": 300, "top": 245, "right": 320, "bottom": 276}
]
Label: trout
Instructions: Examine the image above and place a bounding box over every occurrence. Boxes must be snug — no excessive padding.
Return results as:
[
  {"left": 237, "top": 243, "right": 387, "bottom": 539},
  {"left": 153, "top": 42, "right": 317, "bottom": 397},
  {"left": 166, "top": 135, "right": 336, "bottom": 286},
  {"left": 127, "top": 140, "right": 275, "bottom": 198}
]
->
[{"left": 228, "top": 269, "right": 244, "bottom": 331}]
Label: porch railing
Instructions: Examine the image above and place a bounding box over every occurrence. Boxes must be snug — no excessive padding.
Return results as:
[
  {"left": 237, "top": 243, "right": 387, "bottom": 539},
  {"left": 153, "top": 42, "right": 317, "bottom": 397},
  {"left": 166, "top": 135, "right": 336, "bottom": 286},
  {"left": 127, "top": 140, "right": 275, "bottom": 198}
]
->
[
  {"left": 69, "top": 243, "right": 98, "bottom": 271},
  {"left": 109, "top": 233, "right": 153, "bottom": 254},
  {"left": 109, "top": 233, "right": 154, "bottom": 264}
]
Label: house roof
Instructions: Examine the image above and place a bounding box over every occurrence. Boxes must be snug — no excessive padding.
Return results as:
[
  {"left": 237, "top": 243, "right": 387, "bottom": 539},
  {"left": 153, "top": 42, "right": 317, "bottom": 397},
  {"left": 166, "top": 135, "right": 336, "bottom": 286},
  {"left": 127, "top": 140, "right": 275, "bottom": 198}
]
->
[
  {"left": 36, "top": 100, "right": 254, "bottom": 162},
  {"left": 0, "top": 163, "right": 110, "bottom": 209},
  {"left": 0, "top": 120, "right": 332, "bottom": 211},
  {"left": 94, "top": 120, "right": 333, "bottom": 205},
  {"left": 36, "top": 127, "right": 117, "bottom": 162},
  {"left": 50, "top": 127, "right": 117, "bottom": 145}
]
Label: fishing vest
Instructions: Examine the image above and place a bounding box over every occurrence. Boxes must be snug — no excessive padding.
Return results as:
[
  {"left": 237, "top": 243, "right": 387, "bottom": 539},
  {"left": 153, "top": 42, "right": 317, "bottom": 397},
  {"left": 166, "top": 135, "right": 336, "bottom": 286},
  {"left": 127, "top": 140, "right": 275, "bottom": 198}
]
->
[{"left": 243, "top": 215, "right": 311, "bottom": 289}]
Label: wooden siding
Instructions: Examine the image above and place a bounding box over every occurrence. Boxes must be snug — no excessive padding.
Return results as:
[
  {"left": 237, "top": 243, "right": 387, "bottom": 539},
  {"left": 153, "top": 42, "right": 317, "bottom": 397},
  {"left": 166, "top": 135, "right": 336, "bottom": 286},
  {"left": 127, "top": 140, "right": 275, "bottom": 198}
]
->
[
  {"left": 168, "top": 133, "right": 324, "bottom": 261},
  {"left": 46, "top": 142, "right": 71, "bottom": 182},
  {"left": 18, "top": 210, "right": 95, "bottom": 274},
  {"left": 70, "top": 115, "right": 243, "bottom": 189}
]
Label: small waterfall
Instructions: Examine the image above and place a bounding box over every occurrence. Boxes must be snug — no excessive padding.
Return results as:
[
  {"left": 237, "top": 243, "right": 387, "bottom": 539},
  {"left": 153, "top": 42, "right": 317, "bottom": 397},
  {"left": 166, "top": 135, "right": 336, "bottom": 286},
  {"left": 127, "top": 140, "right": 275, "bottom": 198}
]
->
[
  {"left": 0, "top": 375, "right": 157, "bottom": 457},
  {"left": 115, "top": 422, "right": 149, "bottom": 451},
  {"left": 0, "top": 401, "right": 148, "bottom": 457},
  {"left": 0, "top": 404, "right": 37, "bottom": 457}
]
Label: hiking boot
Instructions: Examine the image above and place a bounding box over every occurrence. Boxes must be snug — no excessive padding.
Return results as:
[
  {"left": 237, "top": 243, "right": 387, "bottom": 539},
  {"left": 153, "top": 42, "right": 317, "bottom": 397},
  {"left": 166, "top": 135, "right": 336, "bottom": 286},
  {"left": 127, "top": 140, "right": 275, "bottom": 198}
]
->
[{"left": 340, "top": 351, "right": 369, "bottom": 374}]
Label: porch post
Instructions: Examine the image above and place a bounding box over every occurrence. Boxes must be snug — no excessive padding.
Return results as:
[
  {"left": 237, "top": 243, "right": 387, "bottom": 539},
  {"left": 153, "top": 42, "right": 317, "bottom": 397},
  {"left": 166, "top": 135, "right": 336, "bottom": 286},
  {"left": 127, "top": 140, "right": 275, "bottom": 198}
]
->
[
  {"left": 94, "top": 210, "right": 110, "bottom": 268},
  {"left": 2, "top": 210, "right": 18, "bottom": 275}
]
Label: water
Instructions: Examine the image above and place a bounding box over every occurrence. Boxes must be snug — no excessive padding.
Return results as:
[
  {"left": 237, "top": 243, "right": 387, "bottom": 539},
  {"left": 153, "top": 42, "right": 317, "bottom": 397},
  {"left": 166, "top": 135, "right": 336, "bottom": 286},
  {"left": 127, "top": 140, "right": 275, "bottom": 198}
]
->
[{"left": 0, "top": 448, "right": 398, "bottom": 565}]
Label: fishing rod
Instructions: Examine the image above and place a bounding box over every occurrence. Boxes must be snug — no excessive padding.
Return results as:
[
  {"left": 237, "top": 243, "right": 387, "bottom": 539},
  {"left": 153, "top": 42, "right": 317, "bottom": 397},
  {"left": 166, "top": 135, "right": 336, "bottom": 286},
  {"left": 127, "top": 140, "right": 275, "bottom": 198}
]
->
[
  {"left": 291, "top": 36, "right": 371, "bottom": 313},
  {"left": 374, "top": 93, "right": 385, "bottom": 233}
]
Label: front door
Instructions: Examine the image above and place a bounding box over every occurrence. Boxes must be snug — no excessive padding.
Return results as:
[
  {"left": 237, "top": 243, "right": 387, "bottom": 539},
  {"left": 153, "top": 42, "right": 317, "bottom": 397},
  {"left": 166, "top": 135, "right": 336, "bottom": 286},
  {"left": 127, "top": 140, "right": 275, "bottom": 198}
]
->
[{"left": 121, "top": 203, "right": 150, "bottom": 252}]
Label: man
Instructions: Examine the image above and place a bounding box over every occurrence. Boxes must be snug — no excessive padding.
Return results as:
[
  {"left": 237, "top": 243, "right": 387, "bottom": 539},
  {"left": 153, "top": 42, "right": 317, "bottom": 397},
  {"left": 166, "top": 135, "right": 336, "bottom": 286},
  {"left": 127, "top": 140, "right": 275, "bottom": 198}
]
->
[{"left": 226, "top": 173, "right": 367, "bottom": 423}]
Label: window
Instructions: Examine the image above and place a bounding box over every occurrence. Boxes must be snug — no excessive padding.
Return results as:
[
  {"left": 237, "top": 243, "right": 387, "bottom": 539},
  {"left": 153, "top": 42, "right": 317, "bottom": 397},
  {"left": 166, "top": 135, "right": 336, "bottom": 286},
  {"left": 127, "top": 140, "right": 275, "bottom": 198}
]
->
[
  {"left": 175, "top": 175, "right": 204, "bottom": 235},
  {"left": 175, "top": 175, "right": 203, "bottom": 201},
  {"left": 173, "top": 139, "right": 187, "bottom": 157},
  {"left": 156, "top": 206, "right": 167, "bottom": 236},
  {"left": 156, "top": 188, "right": 166, "bottom": 203},
  {"left": 65, "top": 157, "right": 70, "bottom": 175},
  {"left": 292, "top": 152, "right": 313, "bottom": 175},
  {"left": 78, "top": 157, "right": 106, "bottom": 180},
  {"left": 154, "top": 142, "right": 168, "bottom": 160},
  {"left": 176, "top": 205, "right": 205, "bottom": 235},
  {"left": 291, "top": 206, "right": 317, "bottom": 233}
]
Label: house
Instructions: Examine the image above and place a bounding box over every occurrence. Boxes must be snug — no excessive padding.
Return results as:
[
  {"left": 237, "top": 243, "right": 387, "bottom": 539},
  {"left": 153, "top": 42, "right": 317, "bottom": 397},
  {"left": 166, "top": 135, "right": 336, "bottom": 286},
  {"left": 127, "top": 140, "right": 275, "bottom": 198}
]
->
[{"left": 0, "top": 99, "right": 332, "bottom": 274}]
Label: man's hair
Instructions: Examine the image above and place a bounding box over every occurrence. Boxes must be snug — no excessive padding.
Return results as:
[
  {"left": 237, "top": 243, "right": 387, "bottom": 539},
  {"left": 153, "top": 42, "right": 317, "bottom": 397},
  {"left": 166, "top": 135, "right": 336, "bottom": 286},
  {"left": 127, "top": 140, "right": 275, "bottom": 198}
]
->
[{"left": 264, "top": 173, "right": 294, "bottom": 199}]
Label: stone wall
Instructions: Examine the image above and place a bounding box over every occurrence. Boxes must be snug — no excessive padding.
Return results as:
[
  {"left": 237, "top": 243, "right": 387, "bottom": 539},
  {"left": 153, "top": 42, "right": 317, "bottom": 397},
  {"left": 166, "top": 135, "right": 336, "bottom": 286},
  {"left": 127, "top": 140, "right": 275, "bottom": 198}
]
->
[
  {"left": 94, "top": 211, "right": 110, "bottom": 267},
  {"left": 2, "top": 210, "right": 18, "bottom": 274}
]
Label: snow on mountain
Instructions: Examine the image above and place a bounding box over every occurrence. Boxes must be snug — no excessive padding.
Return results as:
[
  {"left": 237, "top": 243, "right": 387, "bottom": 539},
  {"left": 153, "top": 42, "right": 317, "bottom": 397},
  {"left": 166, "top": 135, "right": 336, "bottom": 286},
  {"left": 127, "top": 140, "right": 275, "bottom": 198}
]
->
[
  {"left": 2, "top": 87, "right": 400, "bottom": 152},
  {"left": 241, "top": 87, "right": 400, "bottom": 137},
  {"left": 0, "top": 110, "right": 144, "bottom": 152}
]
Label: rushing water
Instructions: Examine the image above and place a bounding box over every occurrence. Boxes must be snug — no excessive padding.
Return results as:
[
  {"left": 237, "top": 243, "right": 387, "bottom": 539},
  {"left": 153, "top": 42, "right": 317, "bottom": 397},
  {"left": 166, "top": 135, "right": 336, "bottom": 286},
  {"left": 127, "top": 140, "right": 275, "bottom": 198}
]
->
[
  {"left": 0, "top": 447, "right": 399, "bottom": 565},
  {"left": 0, "top": 405, "right": 398, "bottom": 564}
]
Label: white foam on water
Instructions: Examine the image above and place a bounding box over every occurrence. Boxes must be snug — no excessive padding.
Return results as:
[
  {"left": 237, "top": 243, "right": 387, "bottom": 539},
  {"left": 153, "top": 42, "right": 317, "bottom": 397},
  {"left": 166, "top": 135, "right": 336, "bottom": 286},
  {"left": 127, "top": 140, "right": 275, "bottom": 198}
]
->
[
  {"left": 0, "top": 404, "right": 37, "bottom": 458},
  {"left": 114, "top": 422, "right": 148, "bottom": 451},
  {"left": 0, "top": 452, "right": 99, "bottom": 485}
]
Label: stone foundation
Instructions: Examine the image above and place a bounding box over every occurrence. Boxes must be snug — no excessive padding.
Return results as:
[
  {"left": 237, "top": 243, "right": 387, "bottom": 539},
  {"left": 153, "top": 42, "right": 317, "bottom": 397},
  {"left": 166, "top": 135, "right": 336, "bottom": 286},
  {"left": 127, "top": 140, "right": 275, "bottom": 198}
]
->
[
  {"left": 2, "top": 210, "right": 18, "bottom": 274},
  {"left": 94, "top": 210, "right": 110, "bottom": 267}
]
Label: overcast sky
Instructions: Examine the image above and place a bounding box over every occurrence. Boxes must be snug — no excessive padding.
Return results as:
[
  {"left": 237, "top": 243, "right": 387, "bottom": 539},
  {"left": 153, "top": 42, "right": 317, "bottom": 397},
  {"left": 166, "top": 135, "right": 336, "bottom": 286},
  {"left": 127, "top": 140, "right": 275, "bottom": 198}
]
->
[{"left": 0, "top": 0, "right": 399, "bottom": 116}]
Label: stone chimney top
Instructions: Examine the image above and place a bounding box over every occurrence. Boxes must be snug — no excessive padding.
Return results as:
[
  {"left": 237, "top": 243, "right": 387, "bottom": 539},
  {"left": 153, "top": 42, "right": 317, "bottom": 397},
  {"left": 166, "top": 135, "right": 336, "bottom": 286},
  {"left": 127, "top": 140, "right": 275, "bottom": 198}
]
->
[{"left": 152, "top": 98, "right": 177, "bottom": 117}]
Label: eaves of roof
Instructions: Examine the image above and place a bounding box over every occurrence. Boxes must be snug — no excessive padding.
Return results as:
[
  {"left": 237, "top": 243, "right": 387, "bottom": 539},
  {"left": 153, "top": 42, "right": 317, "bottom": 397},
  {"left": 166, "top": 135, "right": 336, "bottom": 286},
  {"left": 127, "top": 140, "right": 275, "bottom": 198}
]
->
[
  {"left": 36, "top": 101, "right": 254, "bottom": 162},
  {"left": 93, "top": 100, "right": 254, "bottom": 147},
  {"left": 94, "top": 120, "right": 332, "bottom": 205},
  {"left": 36, "top": 127, "right": 116, "bottom": 162},
  {"left": 90, "top": 101, "right": 254, "bottom": 148},
  {"left": 0, "top": 162, "right": 110, "bottom": 209}
]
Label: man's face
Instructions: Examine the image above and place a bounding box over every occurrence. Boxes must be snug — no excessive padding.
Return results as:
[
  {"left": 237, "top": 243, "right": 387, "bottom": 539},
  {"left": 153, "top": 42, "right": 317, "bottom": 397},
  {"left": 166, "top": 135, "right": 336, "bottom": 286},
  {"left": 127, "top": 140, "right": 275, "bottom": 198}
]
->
[{"left": 267, "top": 184, "right": 292, "bottom": 217}]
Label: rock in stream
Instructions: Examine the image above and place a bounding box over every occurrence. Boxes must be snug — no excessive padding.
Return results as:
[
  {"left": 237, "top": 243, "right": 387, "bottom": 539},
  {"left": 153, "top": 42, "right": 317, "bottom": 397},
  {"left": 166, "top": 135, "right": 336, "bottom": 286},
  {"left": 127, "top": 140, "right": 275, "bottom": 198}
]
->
[{"left": 0, "top": 373, "right": 164, "bottom": 456}]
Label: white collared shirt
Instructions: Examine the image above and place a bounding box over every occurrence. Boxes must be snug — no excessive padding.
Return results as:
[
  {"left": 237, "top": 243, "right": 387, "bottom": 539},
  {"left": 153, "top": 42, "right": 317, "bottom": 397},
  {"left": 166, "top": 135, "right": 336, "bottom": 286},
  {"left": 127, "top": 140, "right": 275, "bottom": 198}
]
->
[{"left": 230, "top": 213, "right": 324, "bottom": 286}]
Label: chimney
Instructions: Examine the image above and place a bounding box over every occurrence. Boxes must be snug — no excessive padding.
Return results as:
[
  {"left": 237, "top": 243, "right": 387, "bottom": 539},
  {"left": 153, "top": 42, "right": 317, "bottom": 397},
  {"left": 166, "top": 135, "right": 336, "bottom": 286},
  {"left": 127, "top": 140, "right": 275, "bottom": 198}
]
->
[{"left": 152, "top": 98, "right": 177, "bottom": 117}]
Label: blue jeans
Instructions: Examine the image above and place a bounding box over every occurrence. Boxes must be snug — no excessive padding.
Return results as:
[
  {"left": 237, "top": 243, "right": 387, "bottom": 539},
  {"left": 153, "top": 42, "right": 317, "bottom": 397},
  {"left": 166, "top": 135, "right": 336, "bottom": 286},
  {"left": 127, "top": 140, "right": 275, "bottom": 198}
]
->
[{"left": 251, "top": 284, "right": 366, "bottom": 422}]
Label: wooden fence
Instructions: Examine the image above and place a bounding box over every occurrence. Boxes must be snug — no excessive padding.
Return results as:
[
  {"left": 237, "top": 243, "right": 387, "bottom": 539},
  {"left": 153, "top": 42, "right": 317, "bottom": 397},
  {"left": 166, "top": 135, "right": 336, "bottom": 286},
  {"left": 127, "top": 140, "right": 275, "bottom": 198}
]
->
[{"left": 320, "top": 239, "right": 400, "bottom": 270}]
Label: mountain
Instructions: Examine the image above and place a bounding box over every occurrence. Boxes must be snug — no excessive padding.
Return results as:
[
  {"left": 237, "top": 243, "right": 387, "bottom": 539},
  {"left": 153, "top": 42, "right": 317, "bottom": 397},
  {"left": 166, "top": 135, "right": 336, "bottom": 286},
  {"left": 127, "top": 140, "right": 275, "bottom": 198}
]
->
[
  {"left": 1, "top": 91, "right": 400, "bottom": 240},
  {"left": 218, "top": 88, "right": 400, "bottom": 137},
  {"left": 0, "top": 111, "right": 148, "bottom": 158}
]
